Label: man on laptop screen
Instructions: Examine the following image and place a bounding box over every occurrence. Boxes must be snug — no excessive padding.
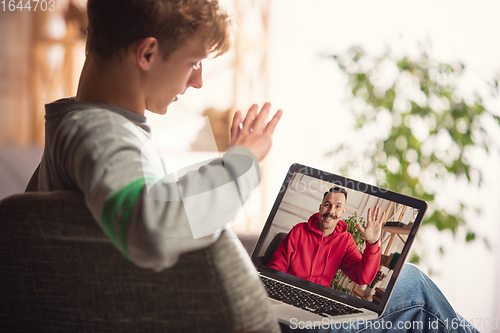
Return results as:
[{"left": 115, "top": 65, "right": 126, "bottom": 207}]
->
[{"left": 267, "top": 186, "right": 385, "bottom": 287}]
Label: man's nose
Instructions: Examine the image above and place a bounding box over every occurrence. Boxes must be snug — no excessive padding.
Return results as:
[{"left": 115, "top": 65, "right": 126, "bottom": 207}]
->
[{"left": 187, "top": 65, "right": 203, "bottom": 89}]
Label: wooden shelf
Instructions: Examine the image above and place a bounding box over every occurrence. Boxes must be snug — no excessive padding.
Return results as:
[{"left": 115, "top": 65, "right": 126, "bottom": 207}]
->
[{"left": 382, "top": 226, "right": 411, "bottom": 235}]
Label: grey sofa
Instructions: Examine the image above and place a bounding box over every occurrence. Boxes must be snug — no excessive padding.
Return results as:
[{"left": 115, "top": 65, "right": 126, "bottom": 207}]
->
[{"left": 0, "top": 190, "right": 280, "bottom": 332}]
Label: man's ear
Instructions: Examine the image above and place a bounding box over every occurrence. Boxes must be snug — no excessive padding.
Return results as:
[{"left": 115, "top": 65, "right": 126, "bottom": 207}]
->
[
  {"left": 340, "top": 207, "right": 346, "bottom": 217},
  {"left": 136, "top": 37, "right": 159, "bottom": 71}
]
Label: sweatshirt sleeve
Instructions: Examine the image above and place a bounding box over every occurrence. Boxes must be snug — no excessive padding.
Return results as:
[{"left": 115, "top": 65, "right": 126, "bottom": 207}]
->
[
  {"left": 339, "top": 236, "right": 380, "bottom": 285},
  {"left": 55, "top": 110, "right": 261, "bottom": 271},
  {"left": 267, "top": 228, "right": 296, "bottom": 272}
]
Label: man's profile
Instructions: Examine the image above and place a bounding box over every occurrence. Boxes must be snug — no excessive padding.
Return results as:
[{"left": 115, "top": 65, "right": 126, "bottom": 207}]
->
[{"left": 267, "top": 186, "right": 385, "bottom": 287}]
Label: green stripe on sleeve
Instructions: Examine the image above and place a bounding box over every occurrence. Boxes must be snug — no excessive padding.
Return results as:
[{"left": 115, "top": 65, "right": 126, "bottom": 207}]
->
[{"left": 101, "top": 177, "right": 155, "bottom": 259}]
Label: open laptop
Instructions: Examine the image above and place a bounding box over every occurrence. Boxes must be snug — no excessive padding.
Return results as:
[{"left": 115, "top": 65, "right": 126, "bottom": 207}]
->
[{"left": 251, "top": 163, "right": 427, "bottom": 328}]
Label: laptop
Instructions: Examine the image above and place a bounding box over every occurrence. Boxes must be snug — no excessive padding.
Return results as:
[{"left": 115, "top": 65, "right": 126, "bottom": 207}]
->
[{"left": 250, "top": 163, "right": 427, "bottom": 328}]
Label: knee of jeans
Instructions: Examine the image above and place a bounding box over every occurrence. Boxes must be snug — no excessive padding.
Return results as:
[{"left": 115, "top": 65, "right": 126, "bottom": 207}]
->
[
  {"left": 398, "top": 263, "right": 459, "bottom": 321},
  {"left": 401, "top": 263, "right": 420, "bottom": 276},
  {"left": 400, "top": 263, "right": 434, "bottom": 298},
  {"left": 401, "top": 263, "right": 428, "bottom": 282}
]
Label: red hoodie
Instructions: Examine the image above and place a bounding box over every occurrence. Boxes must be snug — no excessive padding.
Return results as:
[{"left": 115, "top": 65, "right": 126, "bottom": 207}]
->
[{"left": 267, "top": 213, "right": 380, "bottom": 287}]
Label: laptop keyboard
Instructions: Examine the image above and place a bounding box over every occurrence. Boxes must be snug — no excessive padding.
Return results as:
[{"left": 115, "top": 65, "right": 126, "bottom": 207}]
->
[{"left": 260, "top": 275, "right": 362, "bottom": 317}]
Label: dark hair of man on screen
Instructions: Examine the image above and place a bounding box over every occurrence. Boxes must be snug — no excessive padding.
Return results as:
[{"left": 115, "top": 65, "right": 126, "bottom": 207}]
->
[{"left": 323, "top": 186, "right": 347, "bottom": 201}]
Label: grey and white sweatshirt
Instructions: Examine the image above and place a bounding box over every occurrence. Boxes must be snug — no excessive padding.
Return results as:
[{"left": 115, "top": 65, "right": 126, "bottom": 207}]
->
[{"left": 35, "top": 97, "right": 261, "bottom": 271}]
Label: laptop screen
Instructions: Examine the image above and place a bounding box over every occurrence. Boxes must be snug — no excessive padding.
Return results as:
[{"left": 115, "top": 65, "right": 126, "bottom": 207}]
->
[{"left": 251, "top": 164, "right": 427, "bottom": 315}]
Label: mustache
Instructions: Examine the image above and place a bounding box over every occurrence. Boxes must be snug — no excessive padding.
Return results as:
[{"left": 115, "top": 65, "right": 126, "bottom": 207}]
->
[{"left": 322, "top": 213, "right": 337, "bottom": 219}]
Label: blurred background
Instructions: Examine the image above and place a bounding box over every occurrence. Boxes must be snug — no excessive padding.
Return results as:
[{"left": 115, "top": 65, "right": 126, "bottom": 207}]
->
[{"left": 1, "top": 0, "right": 499, "bottom": 330}]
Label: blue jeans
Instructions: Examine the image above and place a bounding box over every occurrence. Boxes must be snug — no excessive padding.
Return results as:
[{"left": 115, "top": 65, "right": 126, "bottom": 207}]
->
[{"left": 287, "top": 263, "right": 480, "bottom": 333}]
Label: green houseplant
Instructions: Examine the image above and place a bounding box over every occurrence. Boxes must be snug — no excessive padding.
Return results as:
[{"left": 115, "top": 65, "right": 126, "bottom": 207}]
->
[{"left": 328, "top": 45, "right": 500, "bottom": 267}]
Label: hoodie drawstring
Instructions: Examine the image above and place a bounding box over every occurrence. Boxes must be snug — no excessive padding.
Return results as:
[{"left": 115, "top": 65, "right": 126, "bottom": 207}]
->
[
  {"left": 320, "top": 236, "right": 336, "bottom": 284},
  {"left": 309, "top": 236, "right": 322, "bottom": 278}
]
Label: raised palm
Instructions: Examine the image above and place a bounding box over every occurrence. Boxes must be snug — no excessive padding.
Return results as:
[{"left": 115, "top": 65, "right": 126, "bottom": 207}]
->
[{"left": 357, "top": 206, "right": 385, "bottom": 245}]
